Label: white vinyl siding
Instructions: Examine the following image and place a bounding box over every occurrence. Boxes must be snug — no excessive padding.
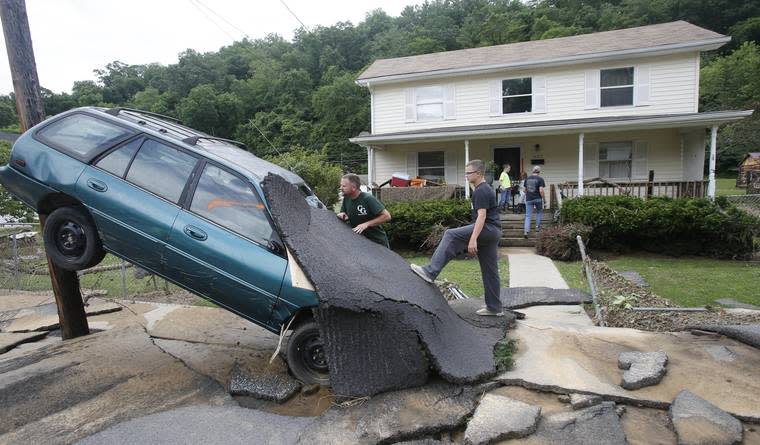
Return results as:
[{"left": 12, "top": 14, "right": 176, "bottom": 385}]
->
[{"left": 372, "top": 53, "right": 698, "bottom": 134}]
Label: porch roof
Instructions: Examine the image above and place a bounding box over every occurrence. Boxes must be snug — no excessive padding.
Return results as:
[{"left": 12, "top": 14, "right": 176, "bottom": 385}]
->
[{"left": 350, "top": 110, "right": 753, "bottom": 145}]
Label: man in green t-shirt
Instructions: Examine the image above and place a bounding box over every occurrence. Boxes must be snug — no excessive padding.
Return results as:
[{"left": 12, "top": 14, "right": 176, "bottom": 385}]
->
[
  {"left": 338, "top": 173, "right": 392, "bottom": 248},
  {"left": 498, "top": 164, "right": 512, "bottom": 212}
]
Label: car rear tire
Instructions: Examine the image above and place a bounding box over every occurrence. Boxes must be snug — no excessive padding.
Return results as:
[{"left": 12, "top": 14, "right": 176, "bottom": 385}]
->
[
  {"left": 286, "top": 320, "right": 330, "bottom": 385},
  {"left": 43, "top": 206, "right": 106, "bottom": 271}
]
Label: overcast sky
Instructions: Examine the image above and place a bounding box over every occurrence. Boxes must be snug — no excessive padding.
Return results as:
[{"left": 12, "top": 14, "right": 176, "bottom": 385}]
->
[{"left": 0, "top": 0, "right": 423, "bottom": 95}]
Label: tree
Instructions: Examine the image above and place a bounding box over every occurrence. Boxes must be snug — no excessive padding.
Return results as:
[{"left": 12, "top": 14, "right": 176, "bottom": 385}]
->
[
  {"left": 701, "top": 42, "right": 760, "bottom": 172},
  {"left": 265, "top": 148, "right": 343, "bottom": 207}
]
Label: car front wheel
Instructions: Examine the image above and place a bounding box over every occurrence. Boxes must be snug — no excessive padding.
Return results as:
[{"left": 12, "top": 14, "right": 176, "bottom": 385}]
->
[
  {"left": 42, "top": 206, "right": 106, "bottom": 271},
  {"left": 286, "top": 320, "right": 330, "bottom": 385}
]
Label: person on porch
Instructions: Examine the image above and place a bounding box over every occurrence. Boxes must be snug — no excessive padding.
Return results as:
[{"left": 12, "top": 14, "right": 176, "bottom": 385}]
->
[
  {"left": 498, "top": 164, "right": 512, "bottom": 212},
  {"left": 524, "top": 166, "right": 545, "bottom": 238},
  {"left": 409, "top": 159, "right": 503, "bottom": 317}
]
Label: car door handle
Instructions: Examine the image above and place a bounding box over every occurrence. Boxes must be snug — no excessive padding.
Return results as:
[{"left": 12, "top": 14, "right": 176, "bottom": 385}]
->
[
  {"left": 87, "top": 178, "right": 108, "bottom": 192},
  {"left": 183, "top": 225, "right": 207, "bottom": 241}
]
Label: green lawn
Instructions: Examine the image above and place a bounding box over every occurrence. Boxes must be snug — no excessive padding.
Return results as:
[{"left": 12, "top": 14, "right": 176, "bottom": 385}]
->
[
  {"left": 555, "top": 253, "right": 760, "bottom": 307},
  {"left": 715, "top": 177, "right": 743, "bottom": 197},
  {"left": 405, "top": 254, "right": 509, "bottom": 298}
]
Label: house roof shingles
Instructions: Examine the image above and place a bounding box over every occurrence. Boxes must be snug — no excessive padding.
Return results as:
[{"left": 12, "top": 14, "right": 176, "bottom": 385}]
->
[{"left": 358, "top": 21, "right": 726, "bottom": 82}]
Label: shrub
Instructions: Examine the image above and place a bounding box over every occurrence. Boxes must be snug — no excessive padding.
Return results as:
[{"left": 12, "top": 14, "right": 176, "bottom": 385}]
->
[
  {"left": 384, "top": 199, "right": 471, "bottom": 250},
  {"left": 536, "top": 223, "right": 592, "bottom": 261},
  {"left": 265, "top": 148, "right": 343, "bottom": 208},
  {"left": 561, "top": 195, "right": 760, "bottom": 259}
]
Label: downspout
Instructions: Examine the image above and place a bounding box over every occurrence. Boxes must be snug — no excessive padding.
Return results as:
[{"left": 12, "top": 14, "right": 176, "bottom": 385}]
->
[
  {"left": 578, "top": 132, "right": 585, "bottom": 196},
  {"left": 464, "top": 139, "right": 470, "bottom": 199},
  {"left": 707, "top": 125, "right": 717, "bottom": 200}
]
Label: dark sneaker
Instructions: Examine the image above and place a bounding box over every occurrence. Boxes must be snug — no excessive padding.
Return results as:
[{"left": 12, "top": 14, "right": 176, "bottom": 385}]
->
[
  {"left": 476, "top": 308, "right": 504, "bottom": 317},
  {"left": 410, "top": 264, "right": 434, "bottom": 284},
  {"left": 523, "top": 233, "right": 528, "bottom": 239}
]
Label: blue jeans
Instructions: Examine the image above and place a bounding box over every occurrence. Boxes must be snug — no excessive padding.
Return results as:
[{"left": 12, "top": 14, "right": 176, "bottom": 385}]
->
[
  {"left": 524, "top": 199, "right": 543, "bottom": 234},
  {"left": 499, "top": 189, "right": 511, "bottom": 209}
]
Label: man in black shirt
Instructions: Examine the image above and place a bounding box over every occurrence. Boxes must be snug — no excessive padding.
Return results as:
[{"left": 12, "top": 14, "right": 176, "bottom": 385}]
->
[
  {"left": 524, "top": 166, "right": 546, "bottom": 237},
  {"left": 410, "top": 159, "right": 503, "bottom": 316}
]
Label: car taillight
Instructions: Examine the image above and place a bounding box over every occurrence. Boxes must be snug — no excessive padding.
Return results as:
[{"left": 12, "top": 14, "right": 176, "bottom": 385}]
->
[{"left": 14, "top": 159, "right": 25, "bottom": 167}]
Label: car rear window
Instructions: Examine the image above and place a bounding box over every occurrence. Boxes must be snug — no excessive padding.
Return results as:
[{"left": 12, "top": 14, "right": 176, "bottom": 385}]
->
[{"left": 36, "top": 113, "right": 133, "bottom": 159}]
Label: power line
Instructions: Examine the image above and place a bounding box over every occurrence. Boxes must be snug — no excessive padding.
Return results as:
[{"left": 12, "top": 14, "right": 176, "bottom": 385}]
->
[
  {"left": 192, "top": 0, "right": 252, "bottom": 40},
  {"left": 187, "top": 0, "right": 238, "bottom": 42},
  {"left": 279, "top": 0, "right": 311, "bottom": 33}
]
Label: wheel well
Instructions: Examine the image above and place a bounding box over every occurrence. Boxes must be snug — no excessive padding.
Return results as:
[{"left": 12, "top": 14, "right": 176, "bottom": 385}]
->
[
  {"left": 287, "top": 308, "right": 316, "bottom": 331},
  {"left": 37, "top": 193, "right": 83, "bottom": 216}
]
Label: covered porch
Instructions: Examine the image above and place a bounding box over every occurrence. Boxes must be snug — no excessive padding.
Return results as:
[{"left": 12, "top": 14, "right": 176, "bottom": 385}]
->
[{"left": 350, "top": 111, "right": 751, "bottom": 206}]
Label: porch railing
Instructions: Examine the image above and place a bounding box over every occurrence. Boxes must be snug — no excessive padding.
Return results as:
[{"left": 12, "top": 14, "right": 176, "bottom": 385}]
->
[{"left": 557, "top": 179, "right": 708, "bottom": 201}]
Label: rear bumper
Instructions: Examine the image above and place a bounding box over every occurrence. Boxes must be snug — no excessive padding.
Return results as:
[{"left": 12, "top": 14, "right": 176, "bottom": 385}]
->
[{"left": 0, "top": 164, "right": 58, "bottom": 212}]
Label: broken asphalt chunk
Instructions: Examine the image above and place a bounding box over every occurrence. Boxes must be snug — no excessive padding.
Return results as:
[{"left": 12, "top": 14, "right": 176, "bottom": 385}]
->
[
  {"left": 670, "top": 390, "right": 743, "bottom": 445},
  {"left": 228, "top": 361, "right": 301, "bottom": 403},
  {"left": 531, "top": 401, "right": 627, "bottom": 445},
  {"left": 463, "top": 393, "right": 540, "bottom": 445},
  {"left": 618, "top": 351, "right": 668, "bottom": 390},
  {"left": 499, "top": 287, "right": 591, "bottom": 309}
]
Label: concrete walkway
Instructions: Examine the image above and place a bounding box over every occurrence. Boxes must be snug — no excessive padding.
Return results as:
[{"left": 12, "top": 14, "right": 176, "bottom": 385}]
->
[{"left": 506, "top": 247, "right": 568, "bottom": 289}]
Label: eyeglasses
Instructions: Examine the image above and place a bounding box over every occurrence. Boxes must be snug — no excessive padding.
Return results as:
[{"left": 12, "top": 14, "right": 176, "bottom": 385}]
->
[{"left": 464, "top": 171, "right": 478, "bottom": 176}]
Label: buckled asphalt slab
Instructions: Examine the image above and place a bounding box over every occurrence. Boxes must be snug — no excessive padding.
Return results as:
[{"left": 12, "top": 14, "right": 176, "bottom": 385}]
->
[{"left": 262, "top": 174, "right": 510, "bottom": 397}]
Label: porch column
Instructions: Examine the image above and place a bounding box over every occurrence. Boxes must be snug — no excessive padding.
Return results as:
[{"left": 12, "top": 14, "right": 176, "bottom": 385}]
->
[
  {"left": 464, "top": 139, "right": 470, "bottom": 199},
  {"left": 707, "top": 125, "right": 717, "bottom": 200},
  {"left": 367, "top": 145, "right": 374, "bottom": 187},
  {"left": 578, "top": 132, "right": 585, "bottom": 196}
]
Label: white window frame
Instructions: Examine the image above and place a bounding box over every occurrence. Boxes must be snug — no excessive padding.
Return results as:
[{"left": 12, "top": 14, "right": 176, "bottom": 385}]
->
[
  {"left": 415, "top": 85, "right": 444, "bottom": 122},
  {"left": 417, "top": 150, "right": 445, "bottom": 178},
  {"left": 598, "top": 141, "right": 633, "bottom": 180},
  {"left": 501, "top": 77, "right": 532, "bottom": 114},
  {"left": 599, "top": 67, "right": 634, "bottom": 108}
]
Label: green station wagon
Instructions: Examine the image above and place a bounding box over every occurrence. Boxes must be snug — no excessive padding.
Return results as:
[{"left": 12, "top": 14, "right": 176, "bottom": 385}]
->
[{"left": 0, "top": 107, "right": 327, "bottom": 384}]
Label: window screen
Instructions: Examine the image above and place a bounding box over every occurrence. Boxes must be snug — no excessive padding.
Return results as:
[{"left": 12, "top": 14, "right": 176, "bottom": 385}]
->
[
  {"left": 502, "top": 78, "right": 532, "bottom": 114},
  {"left": 125, "top": 139, "right": 197, "bottom": 203},
  {"left": 600, "top": 68, "right": 634, "bottom": 107},
  {"left": 190, "top": 164, "right": 273, "bottom": 244},
  {"left": 36, "top": 113, "right": 133, "bottom": 159},
  {"left": 418, "top": 151, "right": 445, "bottom": 179}
]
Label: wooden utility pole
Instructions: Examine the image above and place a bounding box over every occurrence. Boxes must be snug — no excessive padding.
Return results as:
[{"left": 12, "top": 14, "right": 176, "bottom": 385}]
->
[{"left": 1, "top": 0, "right": 89, "bottom": 339}]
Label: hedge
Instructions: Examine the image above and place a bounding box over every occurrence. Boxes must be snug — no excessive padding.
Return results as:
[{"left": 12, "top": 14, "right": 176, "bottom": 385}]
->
[
  {"left": 384, "top": 199, "right": 471, "bottom": 250},
  {"left": 561, "top": 195, "right": 760, "bottom": 259}
]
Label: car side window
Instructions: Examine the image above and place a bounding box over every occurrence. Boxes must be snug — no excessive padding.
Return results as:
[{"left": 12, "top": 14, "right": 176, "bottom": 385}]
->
[
  {"left": 36, "top": 113, "right": 133, "bottom": 159},
  {"left": 190, "top": 164, "right": 273, "bottom": 245},
  {"left": 125, "top": 139, "right": 197, "bottom": 204},
  {"left": 95, "top": 137, "right": 142, "bottom": 177}
]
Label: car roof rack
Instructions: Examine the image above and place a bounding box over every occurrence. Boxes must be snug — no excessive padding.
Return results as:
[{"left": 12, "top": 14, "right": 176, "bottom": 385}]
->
[
  {"left": 182, "top": 135, "right": 247, "bottom": 149},
  {"left": 104, "top": 107, "right": 184, "bottom": 124}
]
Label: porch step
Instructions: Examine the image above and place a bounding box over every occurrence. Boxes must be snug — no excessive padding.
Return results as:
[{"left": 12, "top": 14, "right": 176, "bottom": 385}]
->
[
  {"left": 499, "top": 237, "right": 537, "bottom": 247},
  {"left": 502, "top": 229, "right": 542, "bottom": 238}
]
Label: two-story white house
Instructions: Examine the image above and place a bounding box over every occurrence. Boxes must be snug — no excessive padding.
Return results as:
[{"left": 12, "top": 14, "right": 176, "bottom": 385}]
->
[{"left": 349, "top": 21, "right": 752, "bottom": 205}]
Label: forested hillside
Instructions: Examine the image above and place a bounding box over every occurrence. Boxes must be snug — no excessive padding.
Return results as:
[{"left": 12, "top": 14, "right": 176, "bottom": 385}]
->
[{"left": 2, "top": 0, "right": 759, "bottom": 173}]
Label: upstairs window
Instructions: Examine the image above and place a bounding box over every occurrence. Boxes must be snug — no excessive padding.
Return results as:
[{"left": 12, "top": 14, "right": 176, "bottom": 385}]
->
[
  {"left": 600, "top": 67, "right": 634, "bottom": 107},
  {"left": 502, "top": 78, "right": 532, "bottom": 114},
  {"left": 415, "top": 86, "right": 444, "bottom": 121}
]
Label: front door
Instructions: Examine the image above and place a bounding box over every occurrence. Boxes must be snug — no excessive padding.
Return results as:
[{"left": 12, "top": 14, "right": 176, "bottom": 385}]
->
[{"left": 493, "top": 146, "right": 521, "bottom": 181}]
